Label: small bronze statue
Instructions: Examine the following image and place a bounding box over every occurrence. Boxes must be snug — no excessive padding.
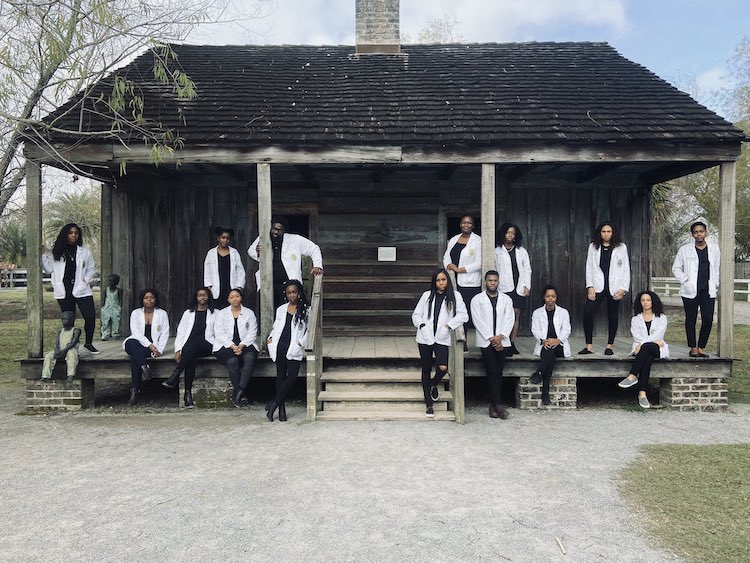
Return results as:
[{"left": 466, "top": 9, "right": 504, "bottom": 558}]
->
[{"left": 100, "top": 273, "right": 123, "bottom": 340}]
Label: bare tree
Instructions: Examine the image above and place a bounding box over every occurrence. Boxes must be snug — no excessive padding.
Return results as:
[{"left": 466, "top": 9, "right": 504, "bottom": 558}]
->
[
  {"left": 0, "top": 0, "right": 273, "bottom": 216},
  {"left": 402, "top": 13, "right": 463, "bottom": 44}
]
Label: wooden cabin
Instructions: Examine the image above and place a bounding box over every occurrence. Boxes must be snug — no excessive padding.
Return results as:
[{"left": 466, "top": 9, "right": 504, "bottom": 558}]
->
[{"left": 22, "top": 1, "right": 745, "bottom": 418}]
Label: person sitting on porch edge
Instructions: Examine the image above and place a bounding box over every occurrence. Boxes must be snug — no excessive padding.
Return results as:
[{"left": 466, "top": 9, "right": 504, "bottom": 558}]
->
[
  {"left": 41, "top": 311, "right": 82, "bottom": 383},
  {"left": 530, "top": 285, "right": 571, "bottom": 406}
]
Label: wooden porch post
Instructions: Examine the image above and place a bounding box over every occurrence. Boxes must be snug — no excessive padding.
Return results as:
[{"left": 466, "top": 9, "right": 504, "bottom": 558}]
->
[
  {"left": 257, "top": 163, "right": 274, "bottom": 347},
  {"left": 100, "top": 182, "right": 113, "bottom": 300},
  {"left": 481, "top": 163, "right": 496, "bottom": 275},
  {"left": 25, "top": 158, "right": 44, "bottom": 358},
  {"left": 717, "top": 161, "right": 736, "bottom": 358}
]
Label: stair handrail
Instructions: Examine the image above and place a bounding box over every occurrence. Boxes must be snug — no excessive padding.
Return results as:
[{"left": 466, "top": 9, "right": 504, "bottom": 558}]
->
[
  {"left": 447, "top": 270, "right": 466, "bottom": 424},
  {"left": 305, "top": 274, "right": 324, "bottom": 421}
]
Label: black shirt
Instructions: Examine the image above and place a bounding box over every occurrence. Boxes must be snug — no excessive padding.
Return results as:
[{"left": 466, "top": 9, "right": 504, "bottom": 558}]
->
[
  {"left": 232, "top": 317, "right": 241, "bottom": 345},
  {"left": 696, "top": 246, "right": 710, "bottom": 292},
  {"left": 63, "top": 244, "right": 77, "bottom": 292},
  {"left": 279, "top": 312, "right": 293, "bottom": 345},
  {"left": 217, "top": 251, "right": 231, "bottom": 297},
  {"left": 507, "top": 246, "right": 520, "bottom": 286},
  {"left": 489, "top": 294, "right": 498, "bottom": 334},
  {"left": 433, "top": 293, "right": 446, "bottom": 335},
  {"left": 600, "top": 245, "right": 613, "bottom": 291},
  {"left": 546, "top": 308, "right": 557, "bottom": 339},
  {"left": 144, "top": 324, "right": 153, "bottom": 343},
  {"left": 189, "top": 310, "right": 207, "bottom": 342},
  {"left": 450, "top": 242, "right": 465, "bottom": 269},
  {"left": 645, "top": 320, "right": 652, "bottom": 334},
  {"left": 272, "top": 235, "right": 288, "bottom": 285}
]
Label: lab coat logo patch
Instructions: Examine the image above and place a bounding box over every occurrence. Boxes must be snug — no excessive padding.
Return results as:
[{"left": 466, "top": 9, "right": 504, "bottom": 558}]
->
[
  {"left": 156, "top": 325, "right": 162, "bottom": 332},
  {"left": 291, "top": 254, "right": 298, "bottom": 261}
]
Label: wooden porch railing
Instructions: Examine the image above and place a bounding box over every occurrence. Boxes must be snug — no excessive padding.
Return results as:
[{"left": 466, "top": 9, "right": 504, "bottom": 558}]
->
[
  {"left": 448, "top": 271, "right": 466, "bottom": 424},
  {"left": 305, "top": 274, "right": 324, "bottom": 421}
]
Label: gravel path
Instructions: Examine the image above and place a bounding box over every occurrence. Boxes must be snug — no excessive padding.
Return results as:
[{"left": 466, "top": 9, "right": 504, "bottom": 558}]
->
[{"left": 1, "top": 384, "right": 748, "bottom": 562}]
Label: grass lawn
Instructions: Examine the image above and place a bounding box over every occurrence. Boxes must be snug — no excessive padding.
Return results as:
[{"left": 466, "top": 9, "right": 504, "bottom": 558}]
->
[{"left": 619, "top": 444, "right": 750, "bottom": 562}]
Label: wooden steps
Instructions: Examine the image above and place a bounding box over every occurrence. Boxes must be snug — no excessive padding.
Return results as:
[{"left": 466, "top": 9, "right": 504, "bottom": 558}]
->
[{"left": 317, "top": 369, "right": 455, "bottom": 421}]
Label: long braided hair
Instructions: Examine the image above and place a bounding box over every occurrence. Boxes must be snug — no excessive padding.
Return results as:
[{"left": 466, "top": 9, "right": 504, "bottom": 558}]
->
[{"left": 283, "top": 279, "right": 310, "bottom": 326}]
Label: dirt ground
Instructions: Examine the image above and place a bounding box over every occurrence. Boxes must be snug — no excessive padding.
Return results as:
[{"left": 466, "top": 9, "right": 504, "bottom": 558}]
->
[{"left": 1, "top": 382, "right": 748, "bottom": 562}]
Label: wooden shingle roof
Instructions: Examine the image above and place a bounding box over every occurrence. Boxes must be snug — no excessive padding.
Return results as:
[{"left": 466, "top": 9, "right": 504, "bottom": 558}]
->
[{"left": 44, "top": 42, "right": 745, "bottom": 147}]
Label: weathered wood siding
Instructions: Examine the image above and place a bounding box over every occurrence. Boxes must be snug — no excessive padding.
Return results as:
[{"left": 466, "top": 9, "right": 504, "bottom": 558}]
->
[{"left": 105, "top": 163, "right": 650, "bottom": 339}]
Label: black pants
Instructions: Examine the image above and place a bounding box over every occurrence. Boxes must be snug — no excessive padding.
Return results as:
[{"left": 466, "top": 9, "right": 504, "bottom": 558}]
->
[
  {"left": 457, "top": 285, "right": 481, "bottom": 329},
  {"left": 215, "top": 346, "right": 258, "bottom": 392},
  {"left": 480, "top": 347, "right": 506, "bottom": 406},
  {"left": 175, "top": 339, "right": 213, "bottom": 391},
  {"left": 583, "top": 291, "right": 619, "bottom": 345},
  {"left": 682, "top": 290, "right": 715, "bottom": 348},
  {"left": 629, "top": 342, "right": 660, "bottom": 391},
  {"left": 57, "top": 294, "right": 96, "bottom": 346},
  {"left": 273, "top": 341, "right": 302, "bottom": 407},
  {"left": 537, "top": 346, "right": 564, "bottom": 395},
  {"left": 418, "top": 343, "right": 449, "bottom": 408},
  {"left": 124, "top": 339, "right": 150, "bottom": 390}
]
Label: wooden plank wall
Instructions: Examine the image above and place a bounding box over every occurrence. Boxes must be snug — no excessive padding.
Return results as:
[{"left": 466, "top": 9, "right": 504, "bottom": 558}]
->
[{"left": 107, "top": 164, "right": 649, "bottom": 338}]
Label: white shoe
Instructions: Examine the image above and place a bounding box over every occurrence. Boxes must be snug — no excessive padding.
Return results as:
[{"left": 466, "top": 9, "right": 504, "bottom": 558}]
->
[
  {"left": 618, "top": 376, "right": 637, "bottom": 389},
  {"left": 639, "top": 396, "right": 651, "bottom": 409}
]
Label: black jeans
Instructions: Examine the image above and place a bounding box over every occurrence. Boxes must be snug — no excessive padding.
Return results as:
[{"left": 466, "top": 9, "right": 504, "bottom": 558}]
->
[
  {"left": 480, "top": 346, "right": 506, "bottom": 406},
  {"left": 215, "top": 346, "right": 258, "bottom": 392},
  {"left": 175, "top": 339, "right": 214, "bottom": 391},
  {"left": 682, "top": 290, "right": 715, "bottom": 348},
  {"left": 124, "top": 339, "right": 150, "bottom": 390},
  {"left": 418, "top": 343, "right": 449, "bottom": 408},
  {"left": 629, "top": 342, "right": 660, "bottom": 391},
  {"left": 273, "top": 341, "right": 302, "bottom": 407},
  {"left": 457, "top": 285, "right": 481, "bottom": 329},
  {"left": 57, "top": 294, "right": 96, "bottom": 346},
  {"left": 583, "top": 291, "right": 619, "bottom": 345},
  {"left": 537, "top": 346, "right": 564, "bottom": 395}
]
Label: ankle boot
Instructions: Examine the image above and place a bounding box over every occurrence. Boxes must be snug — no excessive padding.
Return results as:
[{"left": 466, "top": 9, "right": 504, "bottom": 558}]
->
[
  {"left": 279, "top": 403, "right": 287, "bottom": 421},
  {"left": 162, "top": 369, "right": 180, "bottom": 388},
  {"left": 128, "top": 388, "right": 138, "bottom": 406},
  {"left": 266, "top": 400, "right": 277, "bottom": 422}
]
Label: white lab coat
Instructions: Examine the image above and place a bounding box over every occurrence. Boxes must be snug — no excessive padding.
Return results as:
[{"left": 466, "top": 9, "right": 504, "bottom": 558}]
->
[
  {"left": 42, "top": 246, "right": 96, "bottom": 300},
  {"left": 248, "top": 233, "right": 322, "bottom": 288},
  {"left": 671, "top": 242, "right": 720, "bottom": 299},
  {"left": 495, "top": 245, "right": 532, "bottom": 295},
  {"left": 630, "top": 313, "right": 670, "bottom": 359},
  {"left": 585, "top": 243, "right": 630, "bottom": 296},
  {"left": 267, "top": 304, "right": 308, "bottom": 361},
  {"left": 212, "top": 306, "right": 259, "bottom": 352},
  {"left": 531, "top": 305, "right": 572, "bottom": 357},
  {"left": 174, "top": 308, "right": 217, "bottom": 352},
  {"left": 412, "top": 290, "right": 468, "bottom": 346},
  {"left": 203, "top": 246, "right": 246, "bottom": 300},
  {"left": 122, "top": 308, "right": 170, "bottom": 354},
  {"left": 470, "top": 291, "right": 515, "bottom": 349},
  {"left": 443, "top": 232, "right": 482, "bottom": 288}
]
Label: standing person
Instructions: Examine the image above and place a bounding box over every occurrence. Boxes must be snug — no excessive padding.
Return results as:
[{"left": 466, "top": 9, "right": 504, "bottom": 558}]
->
[
  {"left": 495, "top": 222, "right": 532, "bottom": 356},
  {"left": 248, "top": 216, "right": 323, "bottom": 309},
  {"left": 213, "top": 289, "right": 259, "bottom": 407},
  {"left": 579, "top": 222, "right": 630, "bottom": 355},
  {"left": 204, "top": 227, "right": 246, "bottom": 309},
  {"left": 443, "top": 215, "right": 482, "bottom": 334},
  {"left": 42, "top": 223, "right": 99, "bottom": 354},
  {"left": 41, "top": 311, "right": 81, "bottom": 383},
  {"left": 100, "top": 273, "right": 122, "bottom": 340},
  {"left": 530, "top": 285, "right": 572, "bottom": 405},
  {"left": 618, "top": 291, "right": 669, "bottom": 408},
  {"left": 123, "top": 289, "right": 169, "bottom": 406},
  {"left": 412, "top": 268, "right": 468, "bottom": 418},
  {"left": 471, "top": 270, "right": 515, "bottom": 419},
  {"left": 163, "top": 287, "right": 217, "bottom": 408},
  {"left": 672, "top": 221, "right": 720, "bottom": 358},
  {"left": 265, "top": 280, "right": 310, "bottom": 422}
]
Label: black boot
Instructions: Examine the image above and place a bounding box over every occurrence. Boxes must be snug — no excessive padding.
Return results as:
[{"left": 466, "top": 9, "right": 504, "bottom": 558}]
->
[
  {"left": 266, "top": 400, "right": 278, "bottom": 422},
  {"left": 128, "top": 388, "right": 138, "bottom": 406},
  {"left": 279, "top": 403, "right": 287, "bottom": 422},
  {"left": 184, "top": 390, "right": 194, "bottom": 408},
  {"left": 162, "top": 369, "right": 180, "bottom": 388}
]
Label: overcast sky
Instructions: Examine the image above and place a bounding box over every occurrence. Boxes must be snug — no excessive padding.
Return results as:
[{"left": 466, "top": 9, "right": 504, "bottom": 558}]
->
[{"left": 187, "top": 0, "right": 750, "bottom": 118}]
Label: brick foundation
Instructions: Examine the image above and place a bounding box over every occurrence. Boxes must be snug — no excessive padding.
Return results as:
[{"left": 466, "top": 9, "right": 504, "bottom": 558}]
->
[
  {"left": 659, "top": 377, "right": 728, "bottom": 411},
  {"left": 516, "top": 376, "right": 577, "bottom": 410},
  {"left": 181, "top": 378, "right": 233, "bottom": 408},
  {"left": 26, "top": 379, "right": 94, "bottom": 411}
]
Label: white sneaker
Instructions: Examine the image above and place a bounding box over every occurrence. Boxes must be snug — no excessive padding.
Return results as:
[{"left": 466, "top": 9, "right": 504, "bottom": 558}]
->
[
  {"left": 618, "top": 376, "right": 638, "bottom": 389},
  {"left": 639, "top": 396, "right": 651, "bottom": 409}
]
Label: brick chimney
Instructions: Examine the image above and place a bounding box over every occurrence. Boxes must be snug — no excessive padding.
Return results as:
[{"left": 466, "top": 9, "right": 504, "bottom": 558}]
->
[{"left": 356, "top": 0, "right": 400, "bottom": 54}]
